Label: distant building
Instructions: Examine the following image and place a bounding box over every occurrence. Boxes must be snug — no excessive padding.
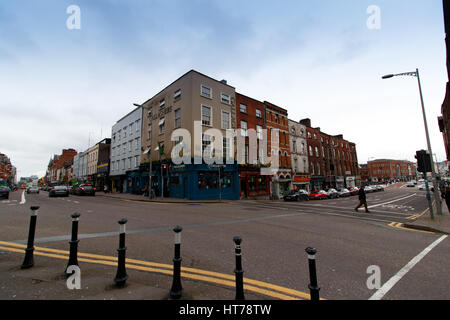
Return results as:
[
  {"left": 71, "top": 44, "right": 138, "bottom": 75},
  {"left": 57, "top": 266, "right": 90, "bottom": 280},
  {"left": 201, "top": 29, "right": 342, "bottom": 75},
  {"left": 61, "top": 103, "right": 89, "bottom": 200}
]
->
[
  {"left": 110, "top": 106, "right": 143, "bottom": 193},
  {"left": 367, "top": 159, "right": 416, "bottom": 182},
  {"left": 288, "top": 119, "right": 310, "bottom": 192}
]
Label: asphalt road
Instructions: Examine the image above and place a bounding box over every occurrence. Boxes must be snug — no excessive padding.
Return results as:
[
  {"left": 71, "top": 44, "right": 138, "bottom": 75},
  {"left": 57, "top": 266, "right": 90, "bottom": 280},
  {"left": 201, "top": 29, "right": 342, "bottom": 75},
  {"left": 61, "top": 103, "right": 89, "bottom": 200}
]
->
[{"left": 1, "top": 184, "right": 449, "bottom": 300}]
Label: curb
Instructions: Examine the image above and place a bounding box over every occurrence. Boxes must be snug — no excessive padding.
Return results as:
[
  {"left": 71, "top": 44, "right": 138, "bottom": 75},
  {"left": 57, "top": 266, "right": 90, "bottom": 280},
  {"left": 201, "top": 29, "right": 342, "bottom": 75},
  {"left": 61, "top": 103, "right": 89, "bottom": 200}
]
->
[{"left": 401, "top": 223, "right": 449, "bottom": 235}]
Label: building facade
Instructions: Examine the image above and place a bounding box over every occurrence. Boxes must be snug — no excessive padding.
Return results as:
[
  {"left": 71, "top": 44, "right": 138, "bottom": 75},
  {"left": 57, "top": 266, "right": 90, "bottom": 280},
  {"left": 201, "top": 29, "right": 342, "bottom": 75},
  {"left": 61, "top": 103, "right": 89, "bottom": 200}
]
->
[
  {"left": 235, "top": 93, "right": 270, "bottom": 199},
  {"left": 139, "top": 70, "right": 239, "bottom": 200},
  {"left": 264, "top": 101, "right": 292, "bottom": 198},
  {"left": 368, "top": 159, "right": 416, "bottom": 182},
  {"left": 301, "top": 119, "right": 359, "bottom": 190},
  {"left": 110, "top": 106, "right": 143, "bottom": 193},
  {"left": 288, "top": 119, "right": 310, "bottom": 192},
  {"left": 439, "top": 0, "right": 450, "bottom": 164}
]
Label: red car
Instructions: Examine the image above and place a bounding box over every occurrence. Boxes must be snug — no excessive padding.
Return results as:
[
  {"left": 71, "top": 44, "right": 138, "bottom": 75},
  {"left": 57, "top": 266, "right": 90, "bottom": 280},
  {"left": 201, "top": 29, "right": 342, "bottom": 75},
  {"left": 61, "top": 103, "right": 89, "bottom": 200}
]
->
[
  {"left": 309, "top": 190, "right": 328, "bottom": 200},
  {"left": 348, "top": 187, "right": 359, "bottom": 196}
]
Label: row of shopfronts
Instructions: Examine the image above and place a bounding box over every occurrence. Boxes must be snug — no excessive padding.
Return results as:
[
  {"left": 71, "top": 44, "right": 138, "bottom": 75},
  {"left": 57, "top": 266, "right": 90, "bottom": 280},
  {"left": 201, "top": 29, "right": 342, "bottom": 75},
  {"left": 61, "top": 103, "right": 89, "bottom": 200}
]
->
[{"left": 99, "top": 161, "right": 361, "bottom": 200}]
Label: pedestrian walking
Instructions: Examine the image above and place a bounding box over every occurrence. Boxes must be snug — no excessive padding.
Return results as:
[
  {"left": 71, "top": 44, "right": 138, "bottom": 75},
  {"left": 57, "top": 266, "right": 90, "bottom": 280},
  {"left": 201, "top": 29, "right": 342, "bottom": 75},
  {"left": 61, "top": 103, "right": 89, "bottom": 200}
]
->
[{"left": 355, "top": 185, "right": 370, "bottom": 213}]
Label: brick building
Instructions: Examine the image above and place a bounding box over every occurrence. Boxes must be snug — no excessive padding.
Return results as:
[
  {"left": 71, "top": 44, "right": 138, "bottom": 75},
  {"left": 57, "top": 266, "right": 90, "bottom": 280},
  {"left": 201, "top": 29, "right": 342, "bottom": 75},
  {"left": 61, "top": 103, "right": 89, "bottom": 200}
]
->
[
  {"left": 301, "top": 119, "right": 359, "bottom": 190},
  {"left": 0, "top": 153, "right": 14, "bottom": 184},
  {"left": 264, "top": 101, "right": 292, "bottom": 198},
  {"left": 439, "top": 0, "right": 450, "bottom": 164},
  {"left": 367, "top": 159, "right": 416, "bottom": 182},
  {"left": 45, "top": 149, "right": 77, "bottom": 185},
  {"left": 235, "top": 93, "right": 270, "bottom": 199}
]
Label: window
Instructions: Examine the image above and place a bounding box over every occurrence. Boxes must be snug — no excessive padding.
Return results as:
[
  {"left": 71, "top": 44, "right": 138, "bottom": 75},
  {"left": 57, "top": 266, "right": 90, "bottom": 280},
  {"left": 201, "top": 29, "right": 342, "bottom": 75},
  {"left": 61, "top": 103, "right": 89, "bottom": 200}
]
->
[
  {"left": 256, "top": 125, "right": 263, "bottom": 140},
  {"left": 221, "top": 111, "right": 230, "bottom": 129},
  {"left": 240, "top": 121, "right": 248, "bottom": 137},
  {"left": 202, "top": 134, "right": 211, "bottom": 158},
  {"left": 223, "top": 137, "right": 229, "bottom": 160},
  {"left": 123, "top": 143, "right": 126, "bottom": 155},
  {"left": 307, "top": 132, "right": 312, "bottom": 139},
  {"left": 159, "top": 99, "right": 165, "bottom": 108},
  {"left": 148, "top": 123, "right": 152, "bottom": 139},
  {"left": 129, "top": 123, "right": 133, "bottom": 135},
  {"left": 135, "top": 138, "right": 139, "bottom": 150},
  {"left": 256, "top": 109, "right": 262, "bottom": 118},
  {"left": 198, "top": 172, "right": 218, "bottom": 189},
  {"left": 201, "top": 85, "right": 211, "bottom": 99},
  {"left": 123, "top": 127, "right": 127, "bottom": 138},
  {"left": 174, "top": 89, "right": 181, "bottom": 100},
  {"left": 201, "top": 105, "right": 211, "bottom": 126},
  {"left": 313, "top": 133, "right": 317, "bottom": 139},
  {"left": 128, "top": 141, "right": 132, "bottom": 152},
  {"left": 221, "top": 93, "right": 230, "bottom": 104},
  {"left": 159, "top": 117, "right": 165, "bottom": 134},
  {"left": 315, "top": 147, "right": 319, "bottom": 157},
  {"left": 148, "top": 108, "right": 153, "bottom": 118},
  {"left": 135, "top": 155, "right": 140, "bottom": 168},
  {"left": 118, "top": 130, "right": 122, "bottom": 141},
  {"left": 135, "top": 120, "right": 140, "bottom": 132},
  {"left": 240, "top": 104, "right": 247, "bottom": 113},
  {"left": 174, "top": 109, "right": 181, "bottom": 128},
  {"left": 309, "top": 146, "right": 313, "bottom": 156},
  {"left": 128, "top": 157, "right": 132, "bottom": 169}
]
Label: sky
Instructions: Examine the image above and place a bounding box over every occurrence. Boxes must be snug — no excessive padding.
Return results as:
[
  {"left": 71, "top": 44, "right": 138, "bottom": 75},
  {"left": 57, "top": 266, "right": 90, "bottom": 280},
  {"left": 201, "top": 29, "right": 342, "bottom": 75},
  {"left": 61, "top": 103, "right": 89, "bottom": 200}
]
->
[{"left": 0, "top": 0, "right": 448, "bottom": 178}]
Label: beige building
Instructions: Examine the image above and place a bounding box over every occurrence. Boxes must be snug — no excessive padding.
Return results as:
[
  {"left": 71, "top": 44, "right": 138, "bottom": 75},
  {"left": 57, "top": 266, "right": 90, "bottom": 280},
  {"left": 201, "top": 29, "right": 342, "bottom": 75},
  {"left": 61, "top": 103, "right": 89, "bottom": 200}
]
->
[
  {"left": 87, "top": 144, "right": 99, "bottom": 177},
  {"left": 140, "top": 70, "right": 237, "bottom": 164}
]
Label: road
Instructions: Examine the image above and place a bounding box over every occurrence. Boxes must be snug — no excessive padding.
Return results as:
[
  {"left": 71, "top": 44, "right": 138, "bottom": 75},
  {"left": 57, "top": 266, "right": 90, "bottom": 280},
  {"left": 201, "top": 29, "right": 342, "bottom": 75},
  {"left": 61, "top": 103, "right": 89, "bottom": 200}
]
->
[{"left": 0, "top": 184, "right": 449, "bottom": 300}]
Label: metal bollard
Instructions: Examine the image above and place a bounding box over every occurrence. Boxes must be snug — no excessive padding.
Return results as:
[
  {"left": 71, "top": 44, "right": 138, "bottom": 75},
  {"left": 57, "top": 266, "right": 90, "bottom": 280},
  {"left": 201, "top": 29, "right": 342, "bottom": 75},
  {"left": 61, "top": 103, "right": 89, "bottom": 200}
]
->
[
  {"left": 305, "top": 247, "right": 320, "bottom": 301},
  {"left": 169, "top": 225, "right": 183, "bottom": 299},
  {"left": 21, "top": 206, "right": 39, "bottom": 269},
  {"left": 233, "top": 236, "right": 245, "bottom": 300},
  {"left": 114, "top": 218, "right": 128, "bottom": 287},
  {"left": 66, "top": 212, "right": 80, "bottom": 275}
]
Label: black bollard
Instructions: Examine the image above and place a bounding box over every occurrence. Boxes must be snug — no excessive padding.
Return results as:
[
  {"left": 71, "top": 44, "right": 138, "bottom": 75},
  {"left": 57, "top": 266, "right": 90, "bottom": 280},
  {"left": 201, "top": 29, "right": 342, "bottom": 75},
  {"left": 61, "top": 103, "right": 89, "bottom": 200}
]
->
[
  {"left": 66, "top": 212, "right": 80, "bottom": 275},
  {"left": 233, "top": 236, "right": 245, "bottom": 300},
  {"left": 169, "top": 225, "right": 183, "bottom": 299},
  {"left": 21, "top": 206, "right": 39, "bottom": 269},
  {"left": 114, "top": 218, "right": 128, "bottom": 287},
  {"left": 305, "top": 247, "right": 320, "bottom": 301}
]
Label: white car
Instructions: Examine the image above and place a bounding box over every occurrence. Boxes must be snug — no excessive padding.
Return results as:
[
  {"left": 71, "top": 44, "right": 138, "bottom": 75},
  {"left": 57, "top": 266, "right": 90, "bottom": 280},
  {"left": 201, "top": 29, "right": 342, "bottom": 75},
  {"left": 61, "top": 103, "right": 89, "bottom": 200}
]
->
[{"left": 418, "top": 184, "right": 434, "bottom": 191}]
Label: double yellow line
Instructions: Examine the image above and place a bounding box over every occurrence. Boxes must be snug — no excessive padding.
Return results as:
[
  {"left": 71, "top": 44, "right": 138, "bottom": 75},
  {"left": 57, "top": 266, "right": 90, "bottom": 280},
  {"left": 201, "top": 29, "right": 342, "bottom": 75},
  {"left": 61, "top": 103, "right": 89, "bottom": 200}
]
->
[
  {"left": 0, "top": 240, "right": 313, "bottom": 300},
  {"left": 387, "top": 222, "right": 434, "bottom": 234}
]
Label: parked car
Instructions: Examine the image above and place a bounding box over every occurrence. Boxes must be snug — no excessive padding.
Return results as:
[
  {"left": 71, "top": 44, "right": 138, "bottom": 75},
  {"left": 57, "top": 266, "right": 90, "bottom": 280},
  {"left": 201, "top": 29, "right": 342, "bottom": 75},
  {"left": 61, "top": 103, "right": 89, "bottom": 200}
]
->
[
  {"left": 376, "top": 185, "right": 385, "bottom": 191},
  {"left": 283, "top": 189, "right": 310, "bottom": 201},
  {"left": 364, "top": 186, "right": 375, "bottom": 193},
  {"left": 406, "top": 182, "right": 415, "bottom": 187},
  {"left": 348, "top": 187, "right": 359, "bottom": 196},
  {"left": 326, "top": 188, "right": 340, "bottom": 199},
  {"left": 73, "top": 184, "right": 95, "bottom": 196},
  {"left": 0, "top": 186, "right": 10, "bottom": 199},
  {"left": 27, "top": 186, "right": 40, "bottom": 194},
  {"left": 49, "top": 186, "right": 69, "bottom": 197},
  {"left": 309, "top": 190, "right": 328, "bottom": 200},
  {"left": 337, "top": 188, "right": 351, "bottom": 197},
  {"left": 418, "top": 184, "right": 434, "bottom": 191}
]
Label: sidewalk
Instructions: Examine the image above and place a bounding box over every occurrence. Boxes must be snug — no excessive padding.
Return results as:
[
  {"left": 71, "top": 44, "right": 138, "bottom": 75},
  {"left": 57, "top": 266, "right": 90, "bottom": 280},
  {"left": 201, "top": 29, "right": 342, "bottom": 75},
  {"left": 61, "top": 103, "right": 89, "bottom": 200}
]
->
[
  {"left": 403, "top": 201, "right": 450, "bottom": 235},
  {"left": 96, "top": 192, "right": 230, "bottom": 204}
]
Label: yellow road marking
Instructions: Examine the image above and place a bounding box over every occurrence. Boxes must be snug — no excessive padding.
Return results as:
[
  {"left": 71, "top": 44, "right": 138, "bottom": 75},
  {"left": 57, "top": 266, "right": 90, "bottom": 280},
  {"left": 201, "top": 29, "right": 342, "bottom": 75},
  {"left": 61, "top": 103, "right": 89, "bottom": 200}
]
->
[
  {"left": 0, "top": 241, "right": 312, "bottom": 300},
  {"left": 387, "top": 222, "right": 434, "bottom": 234}
]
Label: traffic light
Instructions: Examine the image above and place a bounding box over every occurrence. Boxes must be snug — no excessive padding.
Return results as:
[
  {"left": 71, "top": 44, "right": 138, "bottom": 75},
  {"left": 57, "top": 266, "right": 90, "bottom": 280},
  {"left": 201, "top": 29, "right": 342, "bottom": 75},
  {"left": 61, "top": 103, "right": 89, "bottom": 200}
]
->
[{"left": 415, "top": 150, "right": 432, "bottom": 173}]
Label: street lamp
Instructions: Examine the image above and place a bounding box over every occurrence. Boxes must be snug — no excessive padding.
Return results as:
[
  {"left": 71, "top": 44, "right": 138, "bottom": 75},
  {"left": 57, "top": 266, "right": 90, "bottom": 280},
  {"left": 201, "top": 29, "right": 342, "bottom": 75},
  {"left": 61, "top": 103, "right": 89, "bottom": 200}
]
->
[
  {"left": 382, "top": 68, "right": 442, "bottom": 215},
  {"left": 134, "top": 103, "right": 154, "bottom": 199}
]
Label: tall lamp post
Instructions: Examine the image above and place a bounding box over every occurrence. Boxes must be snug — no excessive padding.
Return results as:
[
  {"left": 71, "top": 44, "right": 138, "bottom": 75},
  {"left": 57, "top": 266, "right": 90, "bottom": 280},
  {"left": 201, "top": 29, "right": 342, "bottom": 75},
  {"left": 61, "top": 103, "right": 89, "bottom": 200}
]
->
[
  {"left": 382, "top": 69, "right": 442, "bottom": 215},
  {"left": 134, "top": 103, "right": 154, "bottom": 199}
]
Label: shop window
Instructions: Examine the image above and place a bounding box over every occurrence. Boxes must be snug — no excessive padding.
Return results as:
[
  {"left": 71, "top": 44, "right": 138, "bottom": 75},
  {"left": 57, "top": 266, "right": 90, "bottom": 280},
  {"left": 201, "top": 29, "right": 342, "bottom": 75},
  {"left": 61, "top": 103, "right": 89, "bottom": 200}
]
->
[{"left": 198, "top": 172, "right": 218, "bottom": 189}]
